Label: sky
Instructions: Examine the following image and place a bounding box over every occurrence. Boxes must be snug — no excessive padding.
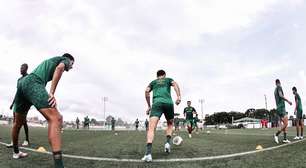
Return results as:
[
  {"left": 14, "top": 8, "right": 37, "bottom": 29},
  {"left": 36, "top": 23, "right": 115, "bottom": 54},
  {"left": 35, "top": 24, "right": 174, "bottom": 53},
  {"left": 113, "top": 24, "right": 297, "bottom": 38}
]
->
[{"left": 0, "top": 0, "right": 306, "bottom": 122}]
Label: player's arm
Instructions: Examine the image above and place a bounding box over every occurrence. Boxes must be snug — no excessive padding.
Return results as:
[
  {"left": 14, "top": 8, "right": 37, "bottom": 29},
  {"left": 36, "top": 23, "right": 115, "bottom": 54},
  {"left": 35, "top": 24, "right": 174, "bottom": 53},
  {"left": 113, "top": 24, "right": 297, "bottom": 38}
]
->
[
  {"left": 10, "top": 93, "right": 17, "bottom": 110},
  {"left": 171, "top": 81, "right": 181, "bottom": 105},
  {"left": 183, "top": 108, "right": 186, "bottom": 117},
  {"left": 193, "top": 107, "right": 197, "bottom": 115},
  {"left": 278, "top": 89, "right": 292, "bottom": 105},
  {"left": 49, "top": 63, "right": 65, "bottom": 107},
  {"left": 294, "top": 96, "right": 298, "bottom": 114},
  {"left": 145, "top": 86, "right": 152, "bottom": 115}
]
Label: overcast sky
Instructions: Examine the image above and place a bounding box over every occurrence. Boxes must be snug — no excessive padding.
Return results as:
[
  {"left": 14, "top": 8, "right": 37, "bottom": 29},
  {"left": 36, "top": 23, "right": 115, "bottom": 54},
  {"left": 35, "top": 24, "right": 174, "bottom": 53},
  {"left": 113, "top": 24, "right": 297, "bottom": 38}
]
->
[{"left": 1, "top": 0, "right": 306, "bottom": 122}]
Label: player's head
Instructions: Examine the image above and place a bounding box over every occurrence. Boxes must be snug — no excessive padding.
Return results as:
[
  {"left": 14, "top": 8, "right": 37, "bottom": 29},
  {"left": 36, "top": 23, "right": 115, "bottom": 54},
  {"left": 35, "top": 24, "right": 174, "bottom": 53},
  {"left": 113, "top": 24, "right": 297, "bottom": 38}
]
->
[
  {"left": 62, "top": 53, "right": 74, "bottom": 71},
  {"left": 20, "top": 63, "right": 28, "bottom": 75},
  {"left": 187, "top": 101, "right": 191, "bottom": 106},
  {"left": 157, "top": 70, "right": 166, "bottom": 78},
  {"left": 292, "top": 86, "right": 297, "bottom": 94},
  {"left": 275, "top": 79, "right": 281, "bottom": 86}
]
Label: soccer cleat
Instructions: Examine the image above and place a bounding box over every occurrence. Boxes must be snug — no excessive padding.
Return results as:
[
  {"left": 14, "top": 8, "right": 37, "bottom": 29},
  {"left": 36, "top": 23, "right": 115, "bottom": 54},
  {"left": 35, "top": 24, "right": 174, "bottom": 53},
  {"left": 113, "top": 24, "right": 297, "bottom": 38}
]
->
[
  {"left": 282, "top": 139, "right": 291, "bottom": 143},
  {"left": 6, "top": 142, "right": 13, "bottom": 148},
  {"left": 300, "top": 136, "right": 304, "bottom": 140},
  {"left": 274, "top": 134, "right": 279, "bottom": 144},
  {"left": 294, "top": 136, "right": 300, "bottom": 140},
  {"left": 141, "top": 154, "right": 152, "bottom": 162},
  {"left": 164, "top": 143, "right": 171, "bottom": 153},
  {"left": 13, "top": 151, "right": 28, "bottom": 159},
  {"left": 22, "top": 140, "right": 29, "bottom": 146},
  {"left": 189, "top": 134, "right": 192, "bottom": 138}
]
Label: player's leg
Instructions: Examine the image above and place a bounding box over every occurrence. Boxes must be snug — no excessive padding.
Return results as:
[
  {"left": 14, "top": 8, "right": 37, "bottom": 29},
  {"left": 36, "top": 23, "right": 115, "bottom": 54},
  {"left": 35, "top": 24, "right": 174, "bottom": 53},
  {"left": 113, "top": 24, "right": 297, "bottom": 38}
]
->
[
  {"left": 142, "top": 116, "right": 159, "bottom": 162},
  {"left": 39, "top": 108, "right": 64, "bottom": 167},
  {"left": 12, "top": 113, "right": 28, "bottom": 158},
  {"left": 300, "top": 119, "right": 304, "bottom": 139},
  {"left": 142, "top": 103, "right": 163, "bottom": 162},
  {"left": 295, "top": 119, "right": 300, "bottom": 139},
  {"left": 22, "top": 121, "right": 29, "bottom": 146},
  {"left": 281, "top": 116, "right": 290, "bottom": 143}
]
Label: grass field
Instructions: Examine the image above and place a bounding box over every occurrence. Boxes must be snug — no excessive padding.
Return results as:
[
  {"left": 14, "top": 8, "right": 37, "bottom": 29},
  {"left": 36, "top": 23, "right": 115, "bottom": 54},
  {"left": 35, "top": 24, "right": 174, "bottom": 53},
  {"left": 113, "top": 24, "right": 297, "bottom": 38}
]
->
[{"left": 1, "top": 125, "right": 306, "bottom": 168}]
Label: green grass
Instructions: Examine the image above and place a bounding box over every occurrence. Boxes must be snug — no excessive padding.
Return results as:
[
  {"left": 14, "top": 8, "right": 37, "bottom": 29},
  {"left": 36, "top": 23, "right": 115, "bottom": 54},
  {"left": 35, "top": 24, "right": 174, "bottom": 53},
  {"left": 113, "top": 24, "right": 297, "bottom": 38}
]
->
[{"left": 1, "top": 125, "right": 306, "bottom": 168}]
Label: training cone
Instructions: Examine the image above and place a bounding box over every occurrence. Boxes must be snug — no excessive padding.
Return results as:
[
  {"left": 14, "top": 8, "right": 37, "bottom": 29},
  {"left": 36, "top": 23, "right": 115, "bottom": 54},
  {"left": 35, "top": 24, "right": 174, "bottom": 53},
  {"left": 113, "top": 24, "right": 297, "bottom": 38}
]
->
[
  {"left": 256, "top": 145, "right": 263, "bottom": 150},
  {"left": 36, "top": 146, "right": 47, "bottom": 152}
]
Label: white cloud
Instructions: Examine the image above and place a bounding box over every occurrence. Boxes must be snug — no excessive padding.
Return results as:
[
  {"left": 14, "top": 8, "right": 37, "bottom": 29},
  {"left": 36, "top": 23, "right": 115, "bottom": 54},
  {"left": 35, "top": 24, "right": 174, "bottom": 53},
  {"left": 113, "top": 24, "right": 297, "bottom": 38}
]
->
[{"left": 0, "top": 0, "right": 305, "bottom": 121}]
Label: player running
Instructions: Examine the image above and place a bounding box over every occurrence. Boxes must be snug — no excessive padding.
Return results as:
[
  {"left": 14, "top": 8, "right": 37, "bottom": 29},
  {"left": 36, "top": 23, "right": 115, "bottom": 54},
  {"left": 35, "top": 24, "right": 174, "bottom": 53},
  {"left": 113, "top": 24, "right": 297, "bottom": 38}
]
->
[
  {"left": 11, "top": 53, "right": 74, "bottom": 168},
  {"left": 142, "top": 70, "right": 181, "bottom": 162},
  {"left": 292, "top": 87, "right": 304, "bottom": 140},
  {"left": 7, "top": 63, "right": 30, "bottom": 148},
  {"left": 273, "top": 79, "right": 292, "bottom": 144},
  {"left": 184, "top": 101, "right": 197, "bottom": 138}
]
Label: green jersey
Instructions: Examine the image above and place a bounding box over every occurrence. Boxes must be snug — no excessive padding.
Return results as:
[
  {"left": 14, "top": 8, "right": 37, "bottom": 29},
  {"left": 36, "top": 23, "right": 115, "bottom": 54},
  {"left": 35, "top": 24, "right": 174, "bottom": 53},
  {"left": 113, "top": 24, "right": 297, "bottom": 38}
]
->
[
  {"left": 149, "top": 77, "right": 174, "bottom": 104},
  {"left": 16, "top": 74, "right": 28, "bottom": 87},
  {"left": 274, "top": 86, "right": 285, "bottom": 109},
  {"left": 31, "top": 56, "right": 70, "bottom": 85},
  {"left": 295, "top": 93, "right": 303, "bottom": 113},
  {"left": 184, "top": 106, "right": 196, "bottom": 120}
]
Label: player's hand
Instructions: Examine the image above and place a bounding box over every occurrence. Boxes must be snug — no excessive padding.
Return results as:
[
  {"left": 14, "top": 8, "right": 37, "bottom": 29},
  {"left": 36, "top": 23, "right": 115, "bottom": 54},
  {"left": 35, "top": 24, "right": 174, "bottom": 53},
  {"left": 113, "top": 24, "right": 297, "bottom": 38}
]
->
[
  {"left": 146, "top": 107, "right": 151, "bottom": 115},
  {"left": 288, "top": 101, "right": 292, "bottom": 105},
  {"left": 294, "top": 110, "right": 297, "bottom": 115},
  {"left": 48, "top": 93, "right": 57, "bottom": 107},
  {"left": 9, "top": 104, "right": 13, "bottom": 110},
  {"left": 175, "top": 98, "right": 181, "bottom": 105}
]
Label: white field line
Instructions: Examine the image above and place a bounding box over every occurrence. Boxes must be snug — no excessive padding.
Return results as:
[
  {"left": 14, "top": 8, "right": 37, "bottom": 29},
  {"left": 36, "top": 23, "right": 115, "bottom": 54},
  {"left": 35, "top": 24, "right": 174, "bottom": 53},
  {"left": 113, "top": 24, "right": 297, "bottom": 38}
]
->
[{"left": 0, "top": 139, "right": 305, "bottom": 163}]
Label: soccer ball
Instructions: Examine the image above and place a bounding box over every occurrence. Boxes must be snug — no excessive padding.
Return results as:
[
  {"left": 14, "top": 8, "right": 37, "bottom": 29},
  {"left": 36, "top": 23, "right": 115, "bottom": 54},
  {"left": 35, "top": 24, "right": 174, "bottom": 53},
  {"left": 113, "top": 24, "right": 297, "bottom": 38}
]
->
[
  {"left": 206, "top": 130, "right": 210, "bottom": 134},
  {"left": 172, "top": 136, "right": 183, "bottom": 146}
]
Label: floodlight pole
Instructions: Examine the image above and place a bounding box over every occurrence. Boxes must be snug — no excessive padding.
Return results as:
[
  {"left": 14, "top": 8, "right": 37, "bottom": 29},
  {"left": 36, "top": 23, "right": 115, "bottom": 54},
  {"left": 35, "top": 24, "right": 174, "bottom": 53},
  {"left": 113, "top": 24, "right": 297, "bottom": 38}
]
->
[
  {"left": 102, "top": 97, "right": 108, "bottom": 126},
  {"left": 199, "top": 99, "right": 204, "bottom": 120},
  {"left": 264, "top": 94, "right": 268, "bottom": 110}
]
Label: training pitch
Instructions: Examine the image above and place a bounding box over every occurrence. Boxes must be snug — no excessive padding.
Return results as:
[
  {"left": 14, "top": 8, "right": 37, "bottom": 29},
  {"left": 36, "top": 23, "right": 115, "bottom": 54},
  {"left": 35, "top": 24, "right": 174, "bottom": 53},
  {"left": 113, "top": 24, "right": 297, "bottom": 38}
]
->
[{"left": 1, "top": 125, "right": 306, "bottom": 168}]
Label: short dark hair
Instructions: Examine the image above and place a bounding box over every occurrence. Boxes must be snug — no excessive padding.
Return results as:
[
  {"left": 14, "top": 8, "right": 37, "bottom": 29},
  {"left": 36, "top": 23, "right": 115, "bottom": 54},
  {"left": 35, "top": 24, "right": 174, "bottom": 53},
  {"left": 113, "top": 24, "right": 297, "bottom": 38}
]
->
[
  {"left": 157, "top": 70, "right": 166, "bottom": 77},
  {"left": 62, "top": 53, "right": 74, "bottom": 61},
  {"left": 292, "top": 87, "right": 297, "bottom": 92},
  {"left": 187, "top": 101, "right": 191, "bottom": 103},
  {"left": 21, "top": 63, "right": 28, "bottom": 68},
  {"left": 275, "top": 79, "right": 280, "bottom": 84}
]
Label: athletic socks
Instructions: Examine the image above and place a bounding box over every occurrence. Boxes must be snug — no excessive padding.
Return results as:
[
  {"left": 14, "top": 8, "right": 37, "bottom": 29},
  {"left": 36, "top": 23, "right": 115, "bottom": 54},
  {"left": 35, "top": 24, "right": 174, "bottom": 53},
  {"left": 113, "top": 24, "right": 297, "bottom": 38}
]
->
[
  {"left": 284, "top": 133, "right": 287, "bottom": 140},
  {"left": 145, "top": 143, "right": 152, "bottom": 155},
  {"left": 53, "top": 151, "right": 64, "bottom": 168},
  {"left": 13, "top": 144, "right": 19, "bottom": 154},
  {"left": 166, "top": 135, "right": 171, "bottom": 144},
  {"left": 276, "top": 130, "right": 281, "bottom": 136}
]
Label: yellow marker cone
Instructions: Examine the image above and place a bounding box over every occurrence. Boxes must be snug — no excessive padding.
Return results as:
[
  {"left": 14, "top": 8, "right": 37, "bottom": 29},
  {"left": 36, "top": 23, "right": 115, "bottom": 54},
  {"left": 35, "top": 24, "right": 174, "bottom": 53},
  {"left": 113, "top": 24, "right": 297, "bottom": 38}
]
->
[
  {"left": 256, "top": 145, "right": 263, "bottom": 150},
  {"left": 36, "top": 146, "right": 47, "bottom": 152}
]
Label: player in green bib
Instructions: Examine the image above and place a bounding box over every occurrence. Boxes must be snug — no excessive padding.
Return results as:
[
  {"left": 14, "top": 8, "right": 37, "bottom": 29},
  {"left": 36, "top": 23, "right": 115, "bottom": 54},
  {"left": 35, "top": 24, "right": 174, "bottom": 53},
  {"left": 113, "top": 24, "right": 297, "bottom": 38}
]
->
[
  {"left": 184, "top": 101, "right": 197, "bottom": 138},
  {"left": 11, "top": 53, "right": 74, "bottom": 168},
  {"left": 193, "top": 114, "right": 200, "bottom": 134},
  {"left": 292, "top": 87, "right": 304, "bottom": 140},
  {"left": 142, "top": 70, "right": 181, "bottom": 162},
  {"left": 7, "top": 64, "right": 30, "bottom": 148},
  {"left": 273, "top": 79, "right": 292, "bottom": 144}
]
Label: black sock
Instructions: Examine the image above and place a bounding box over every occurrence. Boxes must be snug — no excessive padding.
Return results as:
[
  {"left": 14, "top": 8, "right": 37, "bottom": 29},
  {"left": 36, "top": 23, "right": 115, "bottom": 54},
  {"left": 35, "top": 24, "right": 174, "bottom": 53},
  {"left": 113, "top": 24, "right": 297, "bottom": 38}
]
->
[
  {"left": 284, "top": 133, "right": 287, "bottom": 140},
  {"left": 145, "top": 143, "right": 152, "bottom": 155},
  {"left": 13, "top": 144, "right": 19, "bottom": 154},
  {"left": 166, "top": 135, "right": 171, "bottom": 144},
  {"left": 53, "top": 151, "right": 64, "bottom": 168},
  {"left": 24, "top": 124, "right": 29, "bottom": 142},
  {"left": 276, "top": 131, "right": 281, "bottom": 136}
]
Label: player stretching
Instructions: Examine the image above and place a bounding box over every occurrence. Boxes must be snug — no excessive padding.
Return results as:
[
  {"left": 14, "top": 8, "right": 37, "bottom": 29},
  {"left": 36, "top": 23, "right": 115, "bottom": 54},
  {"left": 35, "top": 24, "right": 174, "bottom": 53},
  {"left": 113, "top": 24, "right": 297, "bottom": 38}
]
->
[
  {"left": 273, "top": 79, "right": 292, "bottom": 144},
  {"left": 11, "top": 53, "right": 74, "bottom": 168},
  {"left": 142, "top": 70, "right": 181, "bottom": 162},
  {"left": 184, "top": 101, "right": 197, "bottom": 138},
  {"left": 292, "top": 87, "right": 304, "bottom": 140}
]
